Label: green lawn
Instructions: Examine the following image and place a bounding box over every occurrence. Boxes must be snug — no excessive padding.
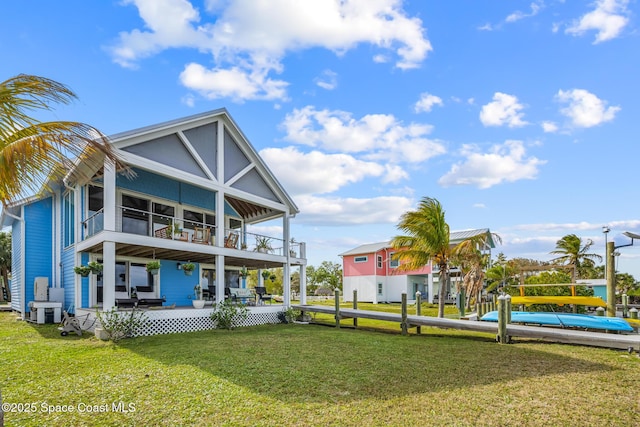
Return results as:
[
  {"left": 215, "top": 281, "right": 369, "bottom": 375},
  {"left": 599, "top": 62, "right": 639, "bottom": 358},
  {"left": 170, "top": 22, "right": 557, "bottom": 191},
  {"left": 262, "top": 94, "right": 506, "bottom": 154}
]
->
[{"left": 1, "top": 311, "right": 639, "bottom": 426}]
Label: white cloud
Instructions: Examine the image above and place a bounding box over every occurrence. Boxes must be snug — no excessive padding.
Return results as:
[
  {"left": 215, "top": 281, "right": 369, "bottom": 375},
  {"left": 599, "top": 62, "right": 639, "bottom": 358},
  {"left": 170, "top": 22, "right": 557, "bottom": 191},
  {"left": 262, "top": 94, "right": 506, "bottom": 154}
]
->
[
  {"left": 438, "top": 140, "right": 546, "bottom": 189},
  {"left": 473, "top": 203, "right": 486, "bottom": 209},
  {"left": 566, "top": 0, "right": 630, "bottom": 43},
  {"left": 315, "top": 70, "right": 338, "bottom": 90},
  {"left": 110, "top": 0, "right": 432, "bottom": 100},
  {"left": 179, "top": 62, "right": 288, "bottom": 101},
  {"left": 480, "top": 92, "right": 528, "bottom": 128},
  {"left": 259, "top": 146, "right": 385, "bottom": 196},
  {"left": 556, "top": 89, "right": 620, "bottom": 128},
  {"left": 414, "top": 93, "right": 443, "bottom": 113},
  {"left": 506, "top": 1, "right": 543, "bottom": 23},
  {"left": 280, "top": 106, "right": 446, "bottom": 163},
  {"left": 293, "top": 194, "right": 414, "bottom": 225},
  {"left": 541, "top": 121, "right": 559, "bottom": 133},
  {"left": 477, "top": 23, "right": 494, "bottom": 31}
]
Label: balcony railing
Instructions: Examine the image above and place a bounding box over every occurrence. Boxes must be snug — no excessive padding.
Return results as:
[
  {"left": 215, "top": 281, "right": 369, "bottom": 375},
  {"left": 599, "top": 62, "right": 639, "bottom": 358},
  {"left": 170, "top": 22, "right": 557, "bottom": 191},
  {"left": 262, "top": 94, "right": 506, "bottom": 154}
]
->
[{"left": 81, "top": 206, "right": 304, "bottom": 258}]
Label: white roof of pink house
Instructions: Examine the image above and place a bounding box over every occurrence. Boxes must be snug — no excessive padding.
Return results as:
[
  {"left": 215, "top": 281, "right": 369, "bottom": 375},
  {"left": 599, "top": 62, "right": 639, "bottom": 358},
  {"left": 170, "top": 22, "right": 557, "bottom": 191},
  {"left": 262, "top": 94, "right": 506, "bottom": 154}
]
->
[{"left": 339, "top": 228, "right": 495, "bottom": 257}]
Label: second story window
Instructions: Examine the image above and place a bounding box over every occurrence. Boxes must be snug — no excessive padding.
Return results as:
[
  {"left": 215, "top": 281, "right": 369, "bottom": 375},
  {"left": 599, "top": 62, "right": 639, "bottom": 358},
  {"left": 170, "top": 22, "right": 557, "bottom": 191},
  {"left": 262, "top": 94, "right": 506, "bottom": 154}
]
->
[
  {"left": 389, "top": 252, "right": 399, "bottom": 268},
  {"left": 377, "top": 255, "right": 382, "bottom": 268},
  {"left": 122, "top": 195, "right": 149, "bottom": 236},
  {"left": 354, "top": 256, "right": 368, "bottom": 263},
  {"left": 63, "top": 191, "right": 74, "bottom": 247}
]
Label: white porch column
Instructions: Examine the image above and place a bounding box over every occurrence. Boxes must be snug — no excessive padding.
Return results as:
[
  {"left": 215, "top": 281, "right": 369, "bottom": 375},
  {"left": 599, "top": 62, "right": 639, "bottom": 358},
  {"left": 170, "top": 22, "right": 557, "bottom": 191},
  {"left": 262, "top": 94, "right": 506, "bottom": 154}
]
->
[
  {"left": 215, "top": 120, "right": 225, "bottom": 246},
  {"left": 299, "top": 265, "right": 307, "bottom": 305},
  {"left": 102, "top": 159, "right": 118, "bottom": 310},
  {"left": 215, "top": 190, "right": 225, "bottom": 246},
  {"left": 74, "top": 185, "right": 83, "bottom": 310},
  {"left": 103, "top": 160, "right": 116, "bottom": 232},
  {"left": 282, "top": 214, "right": 291, "bottom": 308},
  {"left": 102, "top": 241, "right": 116, "bottom": 310},
  {"left": 215, "top": 254, "right": 224, "bottom": 303}
]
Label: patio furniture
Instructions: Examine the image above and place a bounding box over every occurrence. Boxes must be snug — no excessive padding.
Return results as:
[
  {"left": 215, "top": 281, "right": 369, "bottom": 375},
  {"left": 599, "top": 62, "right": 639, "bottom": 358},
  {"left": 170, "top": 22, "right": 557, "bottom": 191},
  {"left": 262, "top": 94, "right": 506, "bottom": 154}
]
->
[
  {"left": 224, "top": 232, "right": 239, "bottom": 248},
  {"left": 224, "top": 287, "right": 237, "bottom": 303},
  {"left": 115, "top": 298, "right": 138, "bottom": 308},
  {"left": 230, "top": 288, "right": 256, "bottom": 305},
  {"left": 192, "top": 227, "right": 210, "bottom": 244},
  {"left": 255, "top": 287, "right": 272, "bottom": 305}
]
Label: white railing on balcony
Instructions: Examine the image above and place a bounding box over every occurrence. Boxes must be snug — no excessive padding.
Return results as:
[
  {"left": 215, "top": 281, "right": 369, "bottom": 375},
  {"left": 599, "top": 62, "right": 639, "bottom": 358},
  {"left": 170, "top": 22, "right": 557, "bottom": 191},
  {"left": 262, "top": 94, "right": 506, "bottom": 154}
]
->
[
  {"left": 81, "top": 206, "right": 305, "bottom": 259},
  {"left": 83, "top": 208, "right": 104, "bottom": 238}
]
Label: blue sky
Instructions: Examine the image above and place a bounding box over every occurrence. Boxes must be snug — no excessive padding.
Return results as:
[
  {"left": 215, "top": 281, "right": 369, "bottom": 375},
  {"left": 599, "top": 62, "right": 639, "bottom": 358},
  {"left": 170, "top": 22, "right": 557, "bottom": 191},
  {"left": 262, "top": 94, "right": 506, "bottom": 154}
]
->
[{"left": 3, "top": 0, "right": 640, "bottom": 277}]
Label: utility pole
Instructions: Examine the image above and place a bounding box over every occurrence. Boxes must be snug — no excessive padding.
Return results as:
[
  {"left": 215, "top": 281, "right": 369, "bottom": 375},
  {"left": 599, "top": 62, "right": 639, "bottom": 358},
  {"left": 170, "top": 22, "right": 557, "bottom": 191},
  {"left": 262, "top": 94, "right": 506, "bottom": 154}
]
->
[
  {"left": 602, "top": 225, "right": 610, "bottom": 279},
  {"left": 606, "top": 241, "right": 616, "bottom": 317}
]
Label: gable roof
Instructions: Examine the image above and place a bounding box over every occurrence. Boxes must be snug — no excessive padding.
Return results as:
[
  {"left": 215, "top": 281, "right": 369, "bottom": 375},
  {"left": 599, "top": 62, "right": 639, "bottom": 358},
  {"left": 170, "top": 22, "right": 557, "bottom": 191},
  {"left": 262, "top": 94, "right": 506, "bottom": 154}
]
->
[
  {"left": 84, "top": 109, "right": 298, "bottom": 222},
  {"left": 339, "top": 228, "right": 496, "bottom": 256},
  {"left": 339, "top": 242, "right": 389, "bottom": 257}
]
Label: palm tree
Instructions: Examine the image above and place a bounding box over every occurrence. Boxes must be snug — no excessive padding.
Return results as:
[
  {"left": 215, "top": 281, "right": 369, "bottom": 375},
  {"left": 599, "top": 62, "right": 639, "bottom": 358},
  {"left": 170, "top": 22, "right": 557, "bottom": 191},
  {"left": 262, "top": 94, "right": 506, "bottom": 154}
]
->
[
  {"left": 452, "top": 232, "right": 501, "bottom": 310},
  {"left": 390, "top": 197, "right": 452, "bottom": 318},
  {"left": 0, "top": 74, "right": 130, "bottom": 206},
  {"left": 549, "top": 234, "right": 603, "bottom": 280}
]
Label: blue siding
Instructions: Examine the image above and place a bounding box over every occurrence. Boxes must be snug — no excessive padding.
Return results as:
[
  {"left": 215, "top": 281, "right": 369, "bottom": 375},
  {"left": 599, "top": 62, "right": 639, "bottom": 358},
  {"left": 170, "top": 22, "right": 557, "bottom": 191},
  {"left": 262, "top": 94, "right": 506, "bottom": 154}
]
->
[
  {"left": 11, "top": 220, "right": 22, "bottom": 312},
  {"left": 80, "top": 253, "right": 89, "bottom": 308},
  {"left": 157, "top": 260, "right": 201, "bottom": 306},
  {"left": 24, "top": 198, "right": 53, "bottom": 311},
  {"left": 61, "top": 248, "right": 76, "bottom": 310},
  {"left": 117, "top": 168, "right": 217, "bottom": 212},
  {"left": 181, "top": 183, "right": 215, "bottom": 211},
  {"left": 117, "top": 168, "right": 180, "bottom": 201}
]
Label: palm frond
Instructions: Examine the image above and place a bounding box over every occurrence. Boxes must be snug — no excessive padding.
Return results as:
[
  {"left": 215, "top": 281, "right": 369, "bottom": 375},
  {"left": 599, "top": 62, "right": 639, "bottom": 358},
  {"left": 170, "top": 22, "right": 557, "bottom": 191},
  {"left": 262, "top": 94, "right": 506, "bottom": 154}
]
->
[{"left": 0, "top": 74, "right": 133, "bottom": 205}]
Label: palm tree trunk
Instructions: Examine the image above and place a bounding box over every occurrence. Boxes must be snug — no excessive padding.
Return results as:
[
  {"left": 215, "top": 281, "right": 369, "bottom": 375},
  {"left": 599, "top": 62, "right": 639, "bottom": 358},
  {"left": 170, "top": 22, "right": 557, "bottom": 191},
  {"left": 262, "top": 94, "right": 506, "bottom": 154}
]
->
[{"left": 438, "top": 267, "right": 447, "bottom": 318}]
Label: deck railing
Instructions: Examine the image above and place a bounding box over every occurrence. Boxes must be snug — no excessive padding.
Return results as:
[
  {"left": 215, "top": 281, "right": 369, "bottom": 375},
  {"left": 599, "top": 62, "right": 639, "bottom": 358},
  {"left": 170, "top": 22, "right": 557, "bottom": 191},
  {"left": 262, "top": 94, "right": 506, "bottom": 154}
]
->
[{"left": 81, "top": 207, "right": 300, "bottom": 258}]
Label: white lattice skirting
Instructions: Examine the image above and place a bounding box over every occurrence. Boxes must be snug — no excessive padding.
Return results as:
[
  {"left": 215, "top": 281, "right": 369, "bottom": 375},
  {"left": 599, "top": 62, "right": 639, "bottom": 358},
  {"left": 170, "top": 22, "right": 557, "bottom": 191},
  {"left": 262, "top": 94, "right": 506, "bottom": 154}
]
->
[{"left": 79, "top": 306, "right": 285, "bottom": 337}]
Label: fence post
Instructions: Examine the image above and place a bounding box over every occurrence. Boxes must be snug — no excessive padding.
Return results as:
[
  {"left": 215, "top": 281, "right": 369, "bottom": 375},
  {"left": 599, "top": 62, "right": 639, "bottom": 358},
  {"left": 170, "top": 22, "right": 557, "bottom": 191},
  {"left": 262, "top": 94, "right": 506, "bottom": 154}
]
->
[
  {"left": 622, "top": 294, "right": 628, "bottom": 318},
  {"left": 353, "top": 289, "right": 358, "bottom": 328},
  {"left": 457, "top": 287, "right": 466, "bottom": 318},
  {"left": 629, "top": 307, "right": 638, "bottom": 320},
  {"left": 334, "top": 288, "right": 340, "bottom": 328},
  {"left": 505, "top": 294, "right": 512, "bottom": 324},
  {"left": 415, "top": 291, "right": 422, "bottom": 335},
  {"left": 401, "top": 292, "right": 408, "bottom": 336},
  {"left": 595, "top": 307, "right": 605, "bottom": 316},
  {"left": 497, "top": 294, "right": 508, "bottom": 344}
]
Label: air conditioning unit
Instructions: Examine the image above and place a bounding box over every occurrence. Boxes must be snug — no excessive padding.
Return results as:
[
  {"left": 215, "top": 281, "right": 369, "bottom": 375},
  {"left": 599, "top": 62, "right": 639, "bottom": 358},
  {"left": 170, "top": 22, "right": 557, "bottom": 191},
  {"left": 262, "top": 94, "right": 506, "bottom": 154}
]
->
[{"left": 34, "top": 277, "right": 49, "bottom": 301}]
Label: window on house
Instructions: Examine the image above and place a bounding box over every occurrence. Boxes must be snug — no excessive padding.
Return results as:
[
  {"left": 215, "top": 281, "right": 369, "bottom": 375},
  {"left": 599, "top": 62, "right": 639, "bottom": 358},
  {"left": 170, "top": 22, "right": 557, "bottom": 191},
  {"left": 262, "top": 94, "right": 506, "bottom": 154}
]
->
[
  {"left": 389, "top": 252, "right": 399, "bottom": 268},
  {"left": 152, "top": 203, "right": 175, "bottom": 233},
  {"left": 377, "top": 255, "right": 382, "bottom": 269},
  {"left": 122, "top": 195, "right": 149, "bottom": 235},
  {"left": 63, "top": 191, "right": 74, "bottom": 247},
  {"left": 354, "top": 256, "right": 368, "bottom": 263},
  {"left": 378, "top": 283, "right": 383, "bottom": 295},
  {"left": 130, "top": 262, "right": 153, "bottom": 292},
  {"left": 86, "top": 185, "right": 104, "bottom": 236}
]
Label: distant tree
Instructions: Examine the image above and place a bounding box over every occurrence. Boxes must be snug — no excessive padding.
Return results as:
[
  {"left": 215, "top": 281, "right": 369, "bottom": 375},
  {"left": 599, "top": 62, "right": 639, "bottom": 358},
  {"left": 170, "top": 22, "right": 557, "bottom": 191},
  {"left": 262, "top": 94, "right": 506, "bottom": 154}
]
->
[
  {"left": 391, "top": 197, "right": 469, "bottom": 318},
  {"left": 290, "top": 270, "right": 300, "bottom": 295},
  {"left": 0, "top": 232, "right": 10, "bottom": 302},
  {"left": 485, "top": 253, "right": 519, "bottom": 292},
  {"left": 550, "top": 234, "right": 602, "bottom": 279},
  {"left": 310, "top": 261, "right": 342, "bottom": 291},
  {"left": 579, "top": 258, "right": 602, "bottom": 279},
  {"left": 615, "top": 273, "right": 638, "bottom": 295},
  {"left": 0, "top": 74, "right": 131, "bottom": 206},
  {"left": 451, "top": 232, "right": 501, "bottom": 309},
  {"left": 305, "top": 265, "right": 319, "bottom": 296}
]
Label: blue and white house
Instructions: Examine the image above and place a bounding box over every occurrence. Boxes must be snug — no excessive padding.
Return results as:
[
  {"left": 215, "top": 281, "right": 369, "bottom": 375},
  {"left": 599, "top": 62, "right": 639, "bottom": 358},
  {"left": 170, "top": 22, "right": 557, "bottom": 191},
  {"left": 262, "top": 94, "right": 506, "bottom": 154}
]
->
[{"left": 1, "top": 109, "right": 308, "bottom": 335}]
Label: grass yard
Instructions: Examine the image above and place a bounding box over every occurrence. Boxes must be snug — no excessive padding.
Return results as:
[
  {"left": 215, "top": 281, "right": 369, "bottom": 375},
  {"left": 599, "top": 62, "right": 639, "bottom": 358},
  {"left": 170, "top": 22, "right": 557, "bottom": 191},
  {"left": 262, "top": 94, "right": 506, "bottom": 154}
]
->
[{"left": 1, "top": 311, "right": 639, "bottom": 426}]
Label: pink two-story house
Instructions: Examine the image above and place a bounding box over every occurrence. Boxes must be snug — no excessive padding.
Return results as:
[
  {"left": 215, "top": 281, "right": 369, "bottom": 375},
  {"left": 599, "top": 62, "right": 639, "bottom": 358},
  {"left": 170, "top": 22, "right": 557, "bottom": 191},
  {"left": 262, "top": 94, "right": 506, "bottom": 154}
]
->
[{"left": 340, "top": 229, "right": 495, "bottom": 303}]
